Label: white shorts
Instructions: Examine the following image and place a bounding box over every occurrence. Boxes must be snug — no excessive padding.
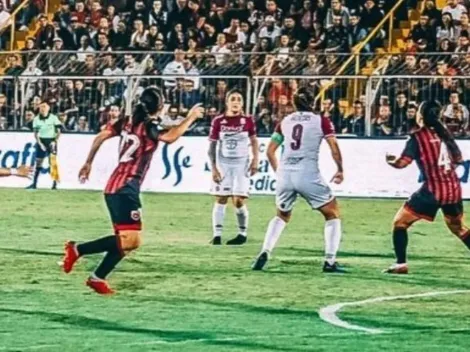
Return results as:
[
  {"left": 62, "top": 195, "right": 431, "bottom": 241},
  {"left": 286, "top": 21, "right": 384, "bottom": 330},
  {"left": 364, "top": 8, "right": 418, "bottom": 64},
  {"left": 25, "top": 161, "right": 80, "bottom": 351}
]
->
[
  {"left": 275, "top": 171, "right": 334, "bottom": 212},
  {"left": 211, "top": 161, "right": 250, "bottom": 197}
]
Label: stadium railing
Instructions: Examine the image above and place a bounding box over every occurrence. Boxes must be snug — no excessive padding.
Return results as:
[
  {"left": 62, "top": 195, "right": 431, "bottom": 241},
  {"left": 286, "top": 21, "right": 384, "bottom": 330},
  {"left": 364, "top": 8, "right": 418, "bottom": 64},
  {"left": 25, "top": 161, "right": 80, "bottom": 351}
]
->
[{"left": 4, "top": 73, "right": 469, "bottom": 138}]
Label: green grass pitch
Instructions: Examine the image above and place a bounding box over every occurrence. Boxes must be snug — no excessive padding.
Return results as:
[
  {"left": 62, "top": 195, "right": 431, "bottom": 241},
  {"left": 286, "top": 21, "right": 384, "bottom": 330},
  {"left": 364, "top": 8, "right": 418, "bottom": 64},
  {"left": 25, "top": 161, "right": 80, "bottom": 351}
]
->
[{"left": 1, "top": 189, "right": 470, "bottom": 352}]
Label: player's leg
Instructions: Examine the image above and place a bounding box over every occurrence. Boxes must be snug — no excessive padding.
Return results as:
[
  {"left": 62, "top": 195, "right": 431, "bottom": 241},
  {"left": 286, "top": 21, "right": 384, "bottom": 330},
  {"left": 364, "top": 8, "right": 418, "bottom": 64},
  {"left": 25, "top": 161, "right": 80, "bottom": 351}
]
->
[
  {"left": 443, "top": 202, "right": 470, "bottom": 250},
  {"left": 252, "top": 177, "right": 295, "bottom": 270},
  {"left": 211, "top": 195, "right": 229, "bottom": 245},
  {"left": 210, "top": 164, "right": 231, "bottom": 245},
  {"left": 317, "top": 199, "right": 345, "bottom": 273},
  {"left": 27, "top": 143, "right": 46, "bottom": 189},
  {"left": 227, "top": 164, "right": 251, "bottom": 245},
  {"left": 385, "top": 189, "right": 438, "bottom": 274}
]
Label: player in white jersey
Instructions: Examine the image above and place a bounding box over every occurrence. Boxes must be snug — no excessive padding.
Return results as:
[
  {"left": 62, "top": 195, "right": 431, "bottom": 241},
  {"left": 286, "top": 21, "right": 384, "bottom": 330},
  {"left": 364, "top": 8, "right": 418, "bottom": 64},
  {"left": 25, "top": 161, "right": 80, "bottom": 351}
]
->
[
  {"left": 252, "top": 87, "right": 346, "bottom": 273},
  {"left": 208, "top": 89, "right": 259, "bottom": 245}
]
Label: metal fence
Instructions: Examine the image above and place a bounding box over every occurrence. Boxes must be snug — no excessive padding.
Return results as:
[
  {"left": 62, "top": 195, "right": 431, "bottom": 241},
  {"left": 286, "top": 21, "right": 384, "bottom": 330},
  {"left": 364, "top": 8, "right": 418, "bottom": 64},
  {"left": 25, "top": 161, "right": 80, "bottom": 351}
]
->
[{"left": 1, "top": 74, "right": 469, "bottom": 138}]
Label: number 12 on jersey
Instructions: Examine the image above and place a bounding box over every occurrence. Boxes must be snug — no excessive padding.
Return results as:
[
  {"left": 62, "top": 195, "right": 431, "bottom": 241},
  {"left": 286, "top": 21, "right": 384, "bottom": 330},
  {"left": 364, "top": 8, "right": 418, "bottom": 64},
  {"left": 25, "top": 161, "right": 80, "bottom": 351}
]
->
[{"left": 119, "top": 132, "right": 140, "bottom": 162}]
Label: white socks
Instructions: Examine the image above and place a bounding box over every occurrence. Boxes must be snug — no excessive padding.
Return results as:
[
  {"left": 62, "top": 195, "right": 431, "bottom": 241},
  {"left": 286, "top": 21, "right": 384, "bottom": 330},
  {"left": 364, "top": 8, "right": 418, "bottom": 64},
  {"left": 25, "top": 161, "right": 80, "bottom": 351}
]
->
[
  {"left": 235, "top": 205, "right": 249, "bottom": 237},
  {"left": 324, "top": 219, "right": 342, "bottom": 265},
  {"left": 261, "top": 216, "right": 286, "bottom": 253},
  {"left": 212, "top": 203, "right": 226, "bottom": 238}
]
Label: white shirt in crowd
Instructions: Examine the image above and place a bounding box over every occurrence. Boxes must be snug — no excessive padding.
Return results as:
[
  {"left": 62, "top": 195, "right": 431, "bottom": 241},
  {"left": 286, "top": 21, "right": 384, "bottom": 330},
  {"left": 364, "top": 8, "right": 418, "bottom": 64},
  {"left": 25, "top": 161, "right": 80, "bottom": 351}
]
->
[
  {"left": 210, "top": 45, "right": 231, "bottom": 65},
  {"left": 77, "top": 46, "right": 95, "bottom": 62},
  {"left": 258, "top": 25, "right": 281, "bottom": 42},
  {"left": 442, "top": 4, "right": 467, "bottom": 22},
  {"left": 162, "top": 60, "right": 186, "bottom": 87},
  {"left": 223, "top": 27, "right": 247, "bottom": 45}
]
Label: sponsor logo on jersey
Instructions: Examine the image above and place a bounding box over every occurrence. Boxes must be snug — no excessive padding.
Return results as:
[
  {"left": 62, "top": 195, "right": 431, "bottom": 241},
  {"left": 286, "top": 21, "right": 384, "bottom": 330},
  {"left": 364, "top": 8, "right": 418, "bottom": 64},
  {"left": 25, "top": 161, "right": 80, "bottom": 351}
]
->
[
  {"left": 220, "top": 125, "right": 245, "bottom": 133},
  {"left": 161, "top": 143, "right": 192, "bottom": 186}
]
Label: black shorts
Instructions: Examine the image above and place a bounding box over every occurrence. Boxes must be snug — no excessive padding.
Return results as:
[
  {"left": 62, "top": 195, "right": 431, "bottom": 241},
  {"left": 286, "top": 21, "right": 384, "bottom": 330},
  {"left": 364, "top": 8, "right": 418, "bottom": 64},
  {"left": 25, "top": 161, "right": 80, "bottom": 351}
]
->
[
  {"left": 36, "top": 138, "right": 57, "bottom": 159},
  {"left": 405, "top": 187, "right": 463, "bottom": 222},
  {"left": 105, "top": 191, "right": 142, "bottom": 233}
]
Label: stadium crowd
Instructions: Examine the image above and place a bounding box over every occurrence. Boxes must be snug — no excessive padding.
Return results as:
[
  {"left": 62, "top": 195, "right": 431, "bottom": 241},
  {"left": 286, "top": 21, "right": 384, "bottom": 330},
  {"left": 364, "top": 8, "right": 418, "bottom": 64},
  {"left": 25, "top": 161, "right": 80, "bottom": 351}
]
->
[{"left": 0, "top": 0, "right": 469, "bottom": 137}]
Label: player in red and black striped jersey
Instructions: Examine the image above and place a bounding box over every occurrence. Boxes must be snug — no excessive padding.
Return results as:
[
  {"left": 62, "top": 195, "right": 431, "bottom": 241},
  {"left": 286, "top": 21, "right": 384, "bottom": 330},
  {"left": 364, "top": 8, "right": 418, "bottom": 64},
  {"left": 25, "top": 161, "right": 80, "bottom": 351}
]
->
[
  {"left": 384, "top": 101, "right": 469, "bottom": 274},
  {"left": 60, "top": 87, "right": 204, "bottom": 294}
]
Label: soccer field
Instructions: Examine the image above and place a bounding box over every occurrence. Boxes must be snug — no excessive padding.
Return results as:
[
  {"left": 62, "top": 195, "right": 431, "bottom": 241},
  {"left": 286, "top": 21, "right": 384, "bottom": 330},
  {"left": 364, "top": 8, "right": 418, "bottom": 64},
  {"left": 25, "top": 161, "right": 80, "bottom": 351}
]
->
[{"left": 1, "top": 189, "right": 470, "bottom": 352}]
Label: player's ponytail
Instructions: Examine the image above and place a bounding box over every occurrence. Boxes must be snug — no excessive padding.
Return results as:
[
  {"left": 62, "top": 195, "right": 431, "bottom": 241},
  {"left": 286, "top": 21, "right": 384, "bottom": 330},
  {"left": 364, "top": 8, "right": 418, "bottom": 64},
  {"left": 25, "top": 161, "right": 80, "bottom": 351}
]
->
[{"left": 420, "top": 101, "right": 463, "bottom": 163}]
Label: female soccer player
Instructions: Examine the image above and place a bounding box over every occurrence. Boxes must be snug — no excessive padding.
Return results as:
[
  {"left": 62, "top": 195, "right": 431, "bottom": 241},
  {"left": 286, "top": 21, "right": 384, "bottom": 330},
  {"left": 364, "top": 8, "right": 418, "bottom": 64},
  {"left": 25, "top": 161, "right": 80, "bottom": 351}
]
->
[
  {"left": 208, "top": 89, "right": 259, "bottom": 245},
  {"left": 385, "top": 100, "right": 469, "bottom": 274}
]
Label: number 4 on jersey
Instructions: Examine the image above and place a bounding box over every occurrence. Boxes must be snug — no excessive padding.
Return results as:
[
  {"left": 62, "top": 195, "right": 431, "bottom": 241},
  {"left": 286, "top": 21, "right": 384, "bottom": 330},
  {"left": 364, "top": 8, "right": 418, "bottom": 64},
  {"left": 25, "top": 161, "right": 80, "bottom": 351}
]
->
[{"left": 438, "top": 142, "right": 452, "bottom": 172}]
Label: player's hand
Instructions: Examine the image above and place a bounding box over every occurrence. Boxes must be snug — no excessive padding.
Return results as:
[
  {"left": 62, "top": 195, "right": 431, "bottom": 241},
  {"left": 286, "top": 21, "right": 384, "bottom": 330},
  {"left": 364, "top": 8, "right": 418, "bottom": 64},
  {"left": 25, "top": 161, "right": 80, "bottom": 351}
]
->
[
  {"left": 212, "top": 168, "right": 222, "bottom": 184},
  {"left": 249, "top": 159, "right": 258, "bottom": 176},
  {"left": 386, "top": 153, "right": 397, "bottom": 164},
  {"left": 330, "top": 171, "right": 344, "bottom": 184},
  {"left": 187, "top": 103, "right": 205, "bottom": 120},
  {"left": 78, "top": 163, "right": 91, "bottom": 183},
  {"left": 16, "top": 165, "right": 33, "bottom": 178}
]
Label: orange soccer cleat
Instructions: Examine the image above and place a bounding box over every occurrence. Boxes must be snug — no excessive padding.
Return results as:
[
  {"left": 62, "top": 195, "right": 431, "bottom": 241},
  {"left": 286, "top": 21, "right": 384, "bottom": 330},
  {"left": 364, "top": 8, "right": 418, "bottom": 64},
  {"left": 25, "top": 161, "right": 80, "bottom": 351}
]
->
[
  {"left": 86, "top": 277, "right": 115, "bottom": 295},
  {"left": 62, "top": 241, "right": 79, "bottom": 274}
]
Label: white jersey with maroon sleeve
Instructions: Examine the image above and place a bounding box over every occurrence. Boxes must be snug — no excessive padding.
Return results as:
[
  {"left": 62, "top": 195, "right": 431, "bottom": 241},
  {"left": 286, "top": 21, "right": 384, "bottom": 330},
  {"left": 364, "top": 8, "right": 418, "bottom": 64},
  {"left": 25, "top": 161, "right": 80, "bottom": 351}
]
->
[
  {"left": 209, "top": 114, "right": 256, "bottom": 166},
  {"left": 277, "top": 111, "right": 335, "bottom": 173}
]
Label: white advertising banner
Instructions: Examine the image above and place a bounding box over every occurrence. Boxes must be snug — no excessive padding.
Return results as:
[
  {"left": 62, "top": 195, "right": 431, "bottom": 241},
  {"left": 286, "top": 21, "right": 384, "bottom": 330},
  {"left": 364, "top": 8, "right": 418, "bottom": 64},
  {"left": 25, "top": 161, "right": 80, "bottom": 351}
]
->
[{"left": 0, "top": 133, "right": 469, "bottom": 199}]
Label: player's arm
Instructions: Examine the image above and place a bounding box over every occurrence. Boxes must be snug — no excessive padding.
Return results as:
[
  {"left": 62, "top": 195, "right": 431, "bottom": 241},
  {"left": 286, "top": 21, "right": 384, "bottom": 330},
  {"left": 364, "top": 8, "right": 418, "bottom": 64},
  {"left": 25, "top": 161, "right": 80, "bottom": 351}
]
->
[
  {"left": 158, "top": 103, "right": 204, "bottom": 144},
  {"left": 386, "top": 136, "right": 417, "bottom": 169},
  {"left": 208, "top": 116, "right": 222, "bottom": 183},
  {"left": 0, "top": 166, "right": 32, "bottom": 178},
  {"left": 268, "top": 126, "right": 284, "bottom": 172},
  {"left": 325, "top": 136, "right": 344, "bottom": 184},
  {"left": 32, "top": 117, "right": 46, "bottom": 152},
  {"left": 78, "top": 128, "right": 115, "bottom": 182},
  {"left": 248, "top": 117, "right": 259, "bottom": 176},
  {"left": 322, "top": 116, "right": 343, "bottom": 184},
  {"left": 54, "top": 115, "right": 62, "bottom": 141}
]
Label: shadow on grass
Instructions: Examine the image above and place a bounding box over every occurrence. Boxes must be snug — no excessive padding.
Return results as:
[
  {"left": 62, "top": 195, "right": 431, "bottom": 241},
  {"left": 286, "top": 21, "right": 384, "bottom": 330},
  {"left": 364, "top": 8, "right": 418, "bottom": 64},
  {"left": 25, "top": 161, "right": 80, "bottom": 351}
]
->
[{"left": 0, "top": 308, "right": 307, "bottom": 352}]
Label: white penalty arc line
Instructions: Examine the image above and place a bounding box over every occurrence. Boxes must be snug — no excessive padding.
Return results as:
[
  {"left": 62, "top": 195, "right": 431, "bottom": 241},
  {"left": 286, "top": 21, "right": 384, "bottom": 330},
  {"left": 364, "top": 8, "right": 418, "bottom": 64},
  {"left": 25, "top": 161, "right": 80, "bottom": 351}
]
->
[{"left": 319, "top": 289, "right": 470, "bottom": 334}]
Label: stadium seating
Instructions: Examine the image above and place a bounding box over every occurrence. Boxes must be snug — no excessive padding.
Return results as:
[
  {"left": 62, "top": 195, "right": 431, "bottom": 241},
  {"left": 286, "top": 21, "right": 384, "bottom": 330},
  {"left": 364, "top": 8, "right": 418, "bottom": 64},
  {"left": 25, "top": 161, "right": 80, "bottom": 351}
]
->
[{"left": 0, "top": 0, "right": 469, "bottom": 138}]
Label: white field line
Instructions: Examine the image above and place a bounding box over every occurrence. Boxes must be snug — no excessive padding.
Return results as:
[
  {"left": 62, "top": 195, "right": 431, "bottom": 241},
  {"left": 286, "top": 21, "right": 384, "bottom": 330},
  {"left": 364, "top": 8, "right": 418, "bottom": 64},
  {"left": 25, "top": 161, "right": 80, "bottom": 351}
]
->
[{"left": 318, "top": 289, "right": 470, "bottom": 334}]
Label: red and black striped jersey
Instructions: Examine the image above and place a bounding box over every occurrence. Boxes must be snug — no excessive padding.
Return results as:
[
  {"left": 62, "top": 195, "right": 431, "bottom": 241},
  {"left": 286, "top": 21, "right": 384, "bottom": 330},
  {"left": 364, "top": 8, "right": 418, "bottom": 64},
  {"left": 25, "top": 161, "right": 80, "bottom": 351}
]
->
[
  {"left": 104, "top": 118, "right": 160, "bottom": 195},
  {"left": 400, "top": 127, "right": 461, "bottom": 204}
]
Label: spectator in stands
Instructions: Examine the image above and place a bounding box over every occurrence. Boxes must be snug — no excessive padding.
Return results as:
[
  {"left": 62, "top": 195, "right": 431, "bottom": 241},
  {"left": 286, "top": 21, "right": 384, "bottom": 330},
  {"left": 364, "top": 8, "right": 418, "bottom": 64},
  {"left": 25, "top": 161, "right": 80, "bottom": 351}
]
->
[
  {"left": 72, "top": 1, "right": 87, "bottom": 24},
  {"left": 281, "top": 16, "right": 308, "bottom": 49},
  {"left": 256, "top": 110, "right": 275, "bottom": 135},
  {"left": 22, "top": 61, "right": 43, "bottom": 102},
  {"left": 77, "top": 36, "right": 95, "bottom": 61},
  {"left": 403, "top": 54, "right": 418, "bottom": 74},
  {"left": 322, "top": 98, "right": 343, "bottom": 133},
  {"left": 22, "top": 110, "right": 35, "bottom": 131},
  {"left": 168, "top": 0, "right": 192, "bottom": 31},
  {"left": 83, "top": 54, "right": 97, "bottom": 76},
  {"left": 392, "top": 92, "right": 408, "bottom": 135},
  {"left": 207, "top": 79, "right": 228, "bottom": 111},
  {"left": 455, "top": 31, "right": 470, "bottom": 53},
  {"left": 457, "top": 12, "right": 470, "bottom": 38},
  {"left": 302, "top": 54, "right": 324, "bottom": 76},
  {"left": 163, "top": 49, "right": 186, "bottom": 91},
  {"left": 360, "top": 0, "right": 384, "bottom": 30},
  {"left": 106, "top": 5, "right": 120, "bottom": 32},
  {"left": 343, "top": 100, "right": 365, "bottom": 136},
  {"left": 53, "top": 0, "right": 72, "bottom": 32},
  {"left": 36, "top": 14, "right": 55, "bottom": 49},
  {"left": 438, "top": 37, "right": 455, "bottom": 52},
  {"left": 313, "top": 0, "right": 328, "bottom": 25},
  {"left": 211, "top": 33, "right": 231, "bottom": 65},
  {"left": 68, "top": 16, "right": 88, "bottom": 50},
  {"left": 422, "top": 0, "right": 441, "bottom": 27},
  {"left": 442, "top": 0, "right": 467, "bottom": 25},
  {"left": 75, "top": 116, "right": 90, "bottom": 132},
  {"left": 224, "top": 18, "right": 246, "bottom": 47},
  {"left": 259, "top": 15, "right": 281, "bottom": 42},
  {"left": 442, "top": 91, "right": 470, "bottom": 127},
  {"left": 416, "top": 56, "right": 432, "bottom": 74},
  {"left": 404, "top": 104, "right": 418, "bottom": 133},
  {"left": 437, "top": 12, "right": 457, "bottom": 43},
  {"left": 348, "top": 12, "right": 369, "bottom": 52},
  {"left": 411, "top": 14, "right": 436, "bottom": 51},
  {"left": 372, "top": 104, "right": 393, "bottom": 136},
  {"left": 325, "top": 0, "right": 350, "bottom": 29},
  {"left": 130, "top": 18, "right": 149, "bottom": 49},
  {"left": 90, "top": 0, "right": 103, "bottom": 28},
  {"left": 5, "top": 54, "right": 23, "bottom": 76},
  {"left": 123, "top": 54, "right": 139, "bottom": 75},
  {"left": 111, "top": 20, "right": 131, "bottom": 49},
  {"left": 324, "top": 16, "right": 349, "bottom": 52},
  {"left": 149, "top": 0, "right": 168, "bottom": 31}
]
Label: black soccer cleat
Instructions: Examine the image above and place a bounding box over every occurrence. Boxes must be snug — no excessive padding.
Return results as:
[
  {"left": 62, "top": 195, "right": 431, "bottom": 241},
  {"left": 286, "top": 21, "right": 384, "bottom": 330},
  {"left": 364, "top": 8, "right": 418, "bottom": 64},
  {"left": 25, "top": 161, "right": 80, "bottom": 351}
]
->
[
  {"left": 322, "top": 261, "right": 347, "bottom": 273},
  {"left": 252, "top": 252, "right": 269, "bottom": 271},
  {"left": 210, "top": 236, "right": 222, "bottom": 245},
  {"left": 51, "top": 182, "right": 57, "bottom": 190},
  {"left": 226, "top": 234, "right": 247, "bottom": 245}
]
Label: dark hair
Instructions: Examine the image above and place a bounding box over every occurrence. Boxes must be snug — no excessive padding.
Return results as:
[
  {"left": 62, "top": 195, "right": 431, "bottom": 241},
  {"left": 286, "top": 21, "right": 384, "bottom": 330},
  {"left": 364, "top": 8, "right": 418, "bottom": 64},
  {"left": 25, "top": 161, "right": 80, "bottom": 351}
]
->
[
  {"left": 420, "top": 100, "right": 462, "bottom": 163},
  {"left": 133, "top": 86, "right": 164, "bottom": 125},
  {"left": 293, "top": 87, "right": 315, "bottom": 112}
]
